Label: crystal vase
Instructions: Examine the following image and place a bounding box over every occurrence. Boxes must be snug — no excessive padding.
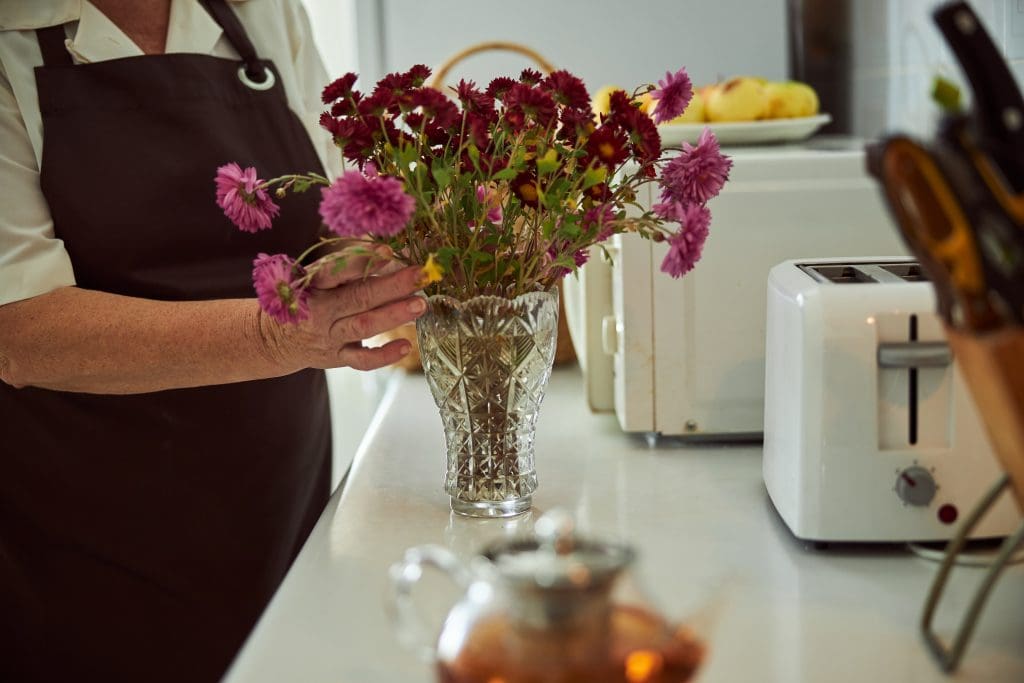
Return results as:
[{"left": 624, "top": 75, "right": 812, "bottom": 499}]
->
[{"left": 416, "top": 289, "right": 559, "bottom": 518}]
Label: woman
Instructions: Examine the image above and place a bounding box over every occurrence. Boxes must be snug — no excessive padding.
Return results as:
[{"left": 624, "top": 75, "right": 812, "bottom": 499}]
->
[{"left": 0, "top": 1, "right": 423, "bottom": 680}]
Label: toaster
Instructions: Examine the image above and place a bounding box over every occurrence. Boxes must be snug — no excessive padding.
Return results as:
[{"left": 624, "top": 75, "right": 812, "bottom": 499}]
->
[
  {"left": 762, "top": 257, "right": 1021, "bottom": 542},
  {"left": 563, "top": 140, "right": 909, "bottom": 437}
]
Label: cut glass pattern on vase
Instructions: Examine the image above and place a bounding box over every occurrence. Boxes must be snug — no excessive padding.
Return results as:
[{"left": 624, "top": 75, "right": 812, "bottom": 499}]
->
[{"left": 416, "top": 290, "right": 559, "bottom": 518}]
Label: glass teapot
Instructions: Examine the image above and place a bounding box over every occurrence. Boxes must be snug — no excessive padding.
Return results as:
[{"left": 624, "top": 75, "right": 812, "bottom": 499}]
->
[{"left": 389, "top": 510, "right": 705, "bottom": 683}]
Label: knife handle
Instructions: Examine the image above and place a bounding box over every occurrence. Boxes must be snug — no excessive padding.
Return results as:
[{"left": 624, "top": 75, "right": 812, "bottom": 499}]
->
[{"left": 934, "top": 2, "right": 1024, "bottom": 188}]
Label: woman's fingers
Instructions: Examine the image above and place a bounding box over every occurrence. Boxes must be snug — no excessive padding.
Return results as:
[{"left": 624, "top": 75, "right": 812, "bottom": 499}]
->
[
  {"left": 330, "top": 295, "right": 425, "bottom": 344},
  {"left": 310, "top": 244, "right": 395, "bottom": 289},
  {"left": 323, "top": 265, "right": 425, "bottom": 320},
  {"left": 338, "top": 338, "right": 413, "bottom": 371}
]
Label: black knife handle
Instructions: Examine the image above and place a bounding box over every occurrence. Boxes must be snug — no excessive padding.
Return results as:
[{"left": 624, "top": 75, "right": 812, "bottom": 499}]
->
[{"left": 934, "top": 2, "right": 1024, "bottom": 160}]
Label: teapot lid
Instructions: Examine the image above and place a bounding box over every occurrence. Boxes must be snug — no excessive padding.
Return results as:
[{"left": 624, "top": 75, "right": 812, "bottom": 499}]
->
[{"left": 481, "top": 510, "right": 634, "bottom": 591}]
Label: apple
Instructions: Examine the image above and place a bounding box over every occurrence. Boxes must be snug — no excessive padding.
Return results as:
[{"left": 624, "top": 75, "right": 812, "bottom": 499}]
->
[
  {"left": 704, "top": 76, "right": 768, "bottom": 122},
  {"left": 764, "top": 81, "right": 820, "bottom": 118},
  {"left": 665, "top": 89, "right": 705, "bottom": 124}
]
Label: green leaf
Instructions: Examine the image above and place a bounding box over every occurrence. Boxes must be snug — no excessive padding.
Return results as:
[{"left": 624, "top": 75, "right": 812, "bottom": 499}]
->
[
  {"left": 436, "top": 246, "right": 459, "bottom": 272},
  {"left": 536, "top": 148, "right": 559, "bottom": 175},
  {"left": 932, "top": 75, "right": 961, "bottom": 113},
  {"left": 582, "top": 166, "right": 608, "bottom": 191},
  {"left": 492, "top": 167, "right": 519, "bottom": 181},
  {"left": 432, "top": 160, "right": 451, "bottom": 190},
  {"left": 467, "top": 144, "right": 481, "bottom": 170}
]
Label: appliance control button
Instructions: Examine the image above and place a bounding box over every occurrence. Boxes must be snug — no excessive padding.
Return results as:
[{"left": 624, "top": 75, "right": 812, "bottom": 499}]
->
[
  {"left": 938, "top": 503, "right": 958, "bottom": 525},
  {"left": 895, "top": 466, "right": 937, "bottom": 506}
]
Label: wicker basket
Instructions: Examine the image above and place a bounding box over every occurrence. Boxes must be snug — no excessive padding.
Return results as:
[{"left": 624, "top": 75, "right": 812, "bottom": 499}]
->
[{"left": 375, "top": 41, "right": 577, "bottom": 371}]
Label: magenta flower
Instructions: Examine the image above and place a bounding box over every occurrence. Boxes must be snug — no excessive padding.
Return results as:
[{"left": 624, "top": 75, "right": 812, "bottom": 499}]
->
[
  {"left": 469, "top": 185, "right": 503, "bottom": 229},
  {"left": 252, "top": 253, "right": 309, "bottom": 324},
  {"left": 583, "top": 204, "right": 617, "bottom": 242},
  {"left": 659, "top": 128, "right": 732, "bottom": 204},
  {"left": 215, "top": 163, "right": 280, "bottom": 233},
  {"left": 650, "top": 68, "right": 694, "bottom": 124},
  {"left": 659, "top": 203, "right": 711, "bottom": 278},
  {"left": 318, "top": 170, "right": 415, "bottom": 238}
]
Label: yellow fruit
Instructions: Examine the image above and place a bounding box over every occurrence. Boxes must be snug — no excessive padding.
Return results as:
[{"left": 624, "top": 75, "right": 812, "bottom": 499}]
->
[
  {"left": 704, "top": 76, "right": 769, "bottom": 122},
  {"left": 636, "top": 90, "right": 654, "bottom": 114},
  {"left": 592, "top": 85, "right": 626, "bottom": 117},
  {"left": 665, "top": 89, "right": 705, "bottom": 124},
  {"left": 763, "top": 80, "right": 820, "bottom": 118}
]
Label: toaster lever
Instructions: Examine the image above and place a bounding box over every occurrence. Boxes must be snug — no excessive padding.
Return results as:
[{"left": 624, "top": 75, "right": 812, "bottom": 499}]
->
[{"left": 877, "top": 342, "right": 953, "bottom": 368}]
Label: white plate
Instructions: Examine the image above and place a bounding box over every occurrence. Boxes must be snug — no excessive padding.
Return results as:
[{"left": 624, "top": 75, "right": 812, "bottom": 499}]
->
[{"left": 658, "top": 113, "right": 832, "bottom": 147}]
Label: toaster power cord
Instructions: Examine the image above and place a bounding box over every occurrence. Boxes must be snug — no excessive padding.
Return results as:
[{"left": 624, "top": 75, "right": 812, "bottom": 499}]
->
[{"left": 906, "top": 541, "right": 1024, "bottom": 567}]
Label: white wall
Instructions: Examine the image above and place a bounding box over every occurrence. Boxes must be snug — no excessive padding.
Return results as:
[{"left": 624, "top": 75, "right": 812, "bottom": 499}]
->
[
  {"left": 853, "top": 0, "right": 1024, "bottom": 138},
  {"left": 352, "top": 0, "right": 788, "bottom": 97}
]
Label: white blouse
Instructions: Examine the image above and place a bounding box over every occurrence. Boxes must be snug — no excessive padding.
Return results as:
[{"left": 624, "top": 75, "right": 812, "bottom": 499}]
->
[{"left": 0, "top": 0, "right": 341, "bottom": 306}]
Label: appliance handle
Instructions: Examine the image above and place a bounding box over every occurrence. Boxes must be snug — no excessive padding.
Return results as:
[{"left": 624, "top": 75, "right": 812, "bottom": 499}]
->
[{"left": 877, "top": 341, "right": 952, "bottom": 368}]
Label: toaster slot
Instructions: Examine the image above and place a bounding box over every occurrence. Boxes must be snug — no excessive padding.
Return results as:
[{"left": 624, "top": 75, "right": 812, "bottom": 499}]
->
[
  {"left": 879, "top": 262, "right": 928, "bottom": 282},
  {"left": 801, "top": 264, "right": 876, "bottom": 284},
  {"left": 876, "top": 312, "right": 953, "bottom": 450}
]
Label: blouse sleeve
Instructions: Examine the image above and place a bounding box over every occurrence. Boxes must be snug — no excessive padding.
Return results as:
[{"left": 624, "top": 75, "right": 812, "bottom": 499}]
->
[
  {"left": 0, "top": 55, "right": 75, "bottom": 307},
  {"left": 285, "top": 0, "right": 342, "bottom": 180}
]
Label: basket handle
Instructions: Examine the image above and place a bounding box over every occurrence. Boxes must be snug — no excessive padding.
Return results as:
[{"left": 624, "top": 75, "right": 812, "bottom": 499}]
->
[{"left": 429, "top": 41, "right": 556, "bottom": 91}]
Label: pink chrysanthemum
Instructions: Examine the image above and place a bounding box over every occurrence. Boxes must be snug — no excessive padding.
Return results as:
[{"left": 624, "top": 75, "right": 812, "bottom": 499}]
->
[
  {"left": 214, "top": 163, "right": 280, "bottom": 233},
  {"left": 659, "top": 128, "right": 732, "bottom": 204},
  {"left": 650, "top": 68, "right": 694, "bottom": 124},
  {"left": 583, "top": 203, "right": 617, "bottom": 242},
  {"left": 318, "top": 170, "right": 415, "bottom": 238},
  {"left": 469, "top": 185, "right": 503, "bottom": 229},
  {"left": 252, "top": 253, "right": 309, "bottom": 324},
  {"left": 659, "top": 203, "right": 711, "bottom": 278}
]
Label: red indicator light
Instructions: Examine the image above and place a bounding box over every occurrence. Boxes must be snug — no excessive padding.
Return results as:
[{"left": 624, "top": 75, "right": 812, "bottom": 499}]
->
[{"left": 938, "top": 504, "right": 958, "bottom": 525}]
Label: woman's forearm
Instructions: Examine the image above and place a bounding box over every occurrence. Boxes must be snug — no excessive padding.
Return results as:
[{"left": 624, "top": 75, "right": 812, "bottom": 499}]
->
[{"left": 0, "top": 286, "right": 292, "bottom": 394}]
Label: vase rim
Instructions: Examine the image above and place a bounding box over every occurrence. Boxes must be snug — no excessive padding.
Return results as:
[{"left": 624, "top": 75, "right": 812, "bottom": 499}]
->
[{"left": 423, "top": 287, "right": 558, "bottom": 308}]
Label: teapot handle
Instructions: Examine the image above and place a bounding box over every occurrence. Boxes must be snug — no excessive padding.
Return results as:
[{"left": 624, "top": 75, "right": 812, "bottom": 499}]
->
[{"left": 388, "top": 545, "right": 473, "bottom": 661}]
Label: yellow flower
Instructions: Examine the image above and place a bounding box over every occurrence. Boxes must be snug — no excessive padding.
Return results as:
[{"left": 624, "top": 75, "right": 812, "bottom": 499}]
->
[{"left": 419, "top": 253, "right": 444, "bottom": 287}]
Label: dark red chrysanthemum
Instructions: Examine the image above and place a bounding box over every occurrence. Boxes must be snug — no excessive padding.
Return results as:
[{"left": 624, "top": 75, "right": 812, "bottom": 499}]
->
[
  {"left": 329, "top": 90, "right": 363, "bottom": 117},
  {"left": 321, "top": 72, "right": 358, "bottom": 104},
  {"left": 543, "top": 70, "right": 590, "bottom": 109},
  {"left": 461, "top": 113, "right": 492, "bottom": 149},
  {"left": 511, "top": 171, "right": 541, "bottom": 208},
  {"left": 504, "top": 84, "right": 557, "bottom": 130},
  {"left": 374, "top": 70, "right": 411, "bottom": 96},
  {"left": 406, "top": 64, "right": 432, "bottom": 87},
  {"left": 585, "top": 182, "right": 612, "bottom": 202},
  {"left": 585, "top": 125, "right": 630, "bottom": 170},
  {"left": 455, "top": 79, "right": 496, "bottom": 119},
  {"left": 359, "top": 89, "right": 396, "bottom": 118},
  {"left": 519, "top": 68, "right": 543, "bottom": 86},
  {"left": 409, "top": 88, "right": 460, "bottom": 129},
  {"left": 558, "top": 107, "right": 596, "bottom": 141},
  {"left": 486, "top": 77, "right": 518, "bottom": 100},
  {"left": 319, "top": 115, "right": 375, "bottom": 162},
  {"left": 607, "top": 90, "right": 636, "bottom": 120},
  {"left": 616, "top": 105, "right": 661, "bottom": 162}
]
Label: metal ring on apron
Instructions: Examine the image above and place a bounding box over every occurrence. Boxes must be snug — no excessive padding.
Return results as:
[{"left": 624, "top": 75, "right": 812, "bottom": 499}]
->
[{"left": 237, "top": 64, "right": 275, "bottom": 91}]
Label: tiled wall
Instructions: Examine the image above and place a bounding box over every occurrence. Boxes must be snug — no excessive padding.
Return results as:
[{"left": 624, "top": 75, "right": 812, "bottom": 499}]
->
[{"left": 853, "top": 0, "right": 1024, "bottom": 138}]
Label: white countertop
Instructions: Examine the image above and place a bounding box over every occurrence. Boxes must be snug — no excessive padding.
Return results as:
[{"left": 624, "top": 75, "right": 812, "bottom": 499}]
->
[{"left": 224, "top": 366, "right": 1024, "bottom": 683}]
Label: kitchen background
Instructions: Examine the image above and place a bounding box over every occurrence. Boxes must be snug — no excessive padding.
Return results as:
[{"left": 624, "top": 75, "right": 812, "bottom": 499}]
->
[{"left": 295, "top": 0, "right": 1024, "bottom": 486}]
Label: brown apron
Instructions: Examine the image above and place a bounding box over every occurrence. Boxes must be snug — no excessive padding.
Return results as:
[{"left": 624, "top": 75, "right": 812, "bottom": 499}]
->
[{"left": 0, "top": 1, "right": 331, "bottom": 680}]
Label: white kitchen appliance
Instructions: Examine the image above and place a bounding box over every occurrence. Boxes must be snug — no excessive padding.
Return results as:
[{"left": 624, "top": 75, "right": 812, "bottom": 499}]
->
[
  {"left": 563, "top": 140, "right": 909, "bottom": 437},
  {"left": 762, "top": 257, "right": 1021, "bottom": 542}
]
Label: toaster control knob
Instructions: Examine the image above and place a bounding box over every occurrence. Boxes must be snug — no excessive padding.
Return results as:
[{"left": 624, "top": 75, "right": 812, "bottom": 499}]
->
[{"left": 895, "top": 466, "right": 937, "bottom": 506}]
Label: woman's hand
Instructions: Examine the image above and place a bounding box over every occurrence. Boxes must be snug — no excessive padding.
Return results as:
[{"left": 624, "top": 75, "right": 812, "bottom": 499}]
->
[{"left": 258, "top": 247, "right": 426, "bottom": 372}]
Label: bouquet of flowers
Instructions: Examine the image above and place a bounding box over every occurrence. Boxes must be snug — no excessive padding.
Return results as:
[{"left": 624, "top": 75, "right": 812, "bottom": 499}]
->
[{"left": 214, "top": 63, "right": 732, "bottom": 323}]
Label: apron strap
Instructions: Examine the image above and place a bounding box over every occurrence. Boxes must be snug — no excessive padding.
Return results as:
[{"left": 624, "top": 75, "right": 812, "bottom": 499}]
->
[
  {"left": 36, "top": 25, "right": 73, "bottom": 67},
  {"left": 199, "top": 0, "right": 267, "bottom": 82}
]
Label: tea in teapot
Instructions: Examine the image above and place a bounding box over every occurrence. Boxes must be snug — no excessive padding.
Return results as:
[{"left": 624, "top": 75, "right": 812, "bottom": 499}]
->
[{"left": 391, "top": 510, "right": 706, "bottom": 683}]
